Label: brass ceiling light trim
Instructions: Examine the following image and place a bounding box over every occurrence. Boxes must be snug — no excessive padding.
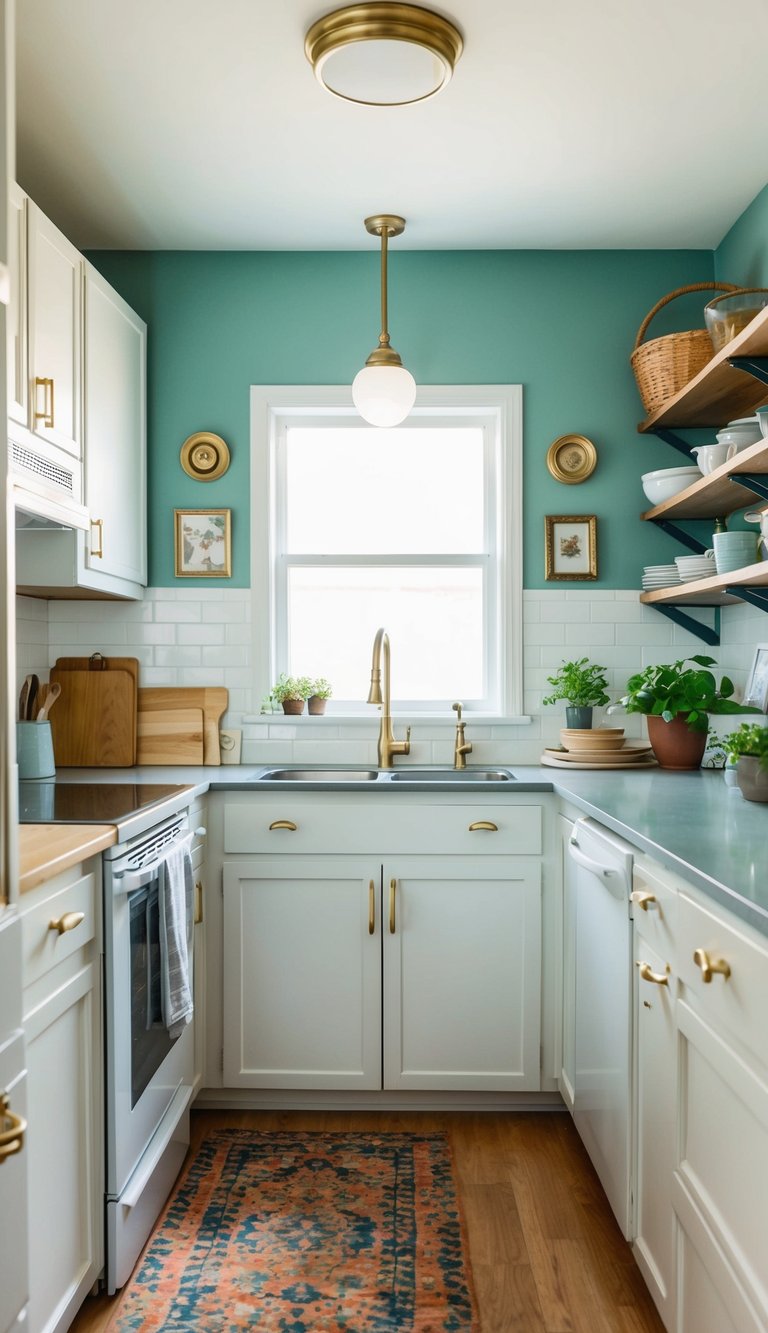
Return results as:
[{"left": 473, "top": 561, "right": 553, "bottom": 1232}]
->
[
  {"left": 305, "top": 3, "right": 463, "bottom": 107},
  {"left": 352, "top": 214, "right": 416, "bottom": 427}
]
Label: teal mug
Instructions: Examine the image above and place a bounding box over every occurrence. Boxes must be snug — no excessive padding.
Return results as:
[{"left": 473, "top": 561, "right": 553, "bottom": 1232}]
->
[{"left": 17, "top": 721, "right": 55, "bottom": 780}]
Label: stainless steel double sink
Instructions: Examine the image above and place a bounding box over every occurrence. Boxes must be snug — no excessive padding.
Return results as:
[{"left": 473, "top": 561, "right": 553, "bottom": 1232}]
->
[{"left": 253, "top": 767, "right": 515, "bottom": 783}]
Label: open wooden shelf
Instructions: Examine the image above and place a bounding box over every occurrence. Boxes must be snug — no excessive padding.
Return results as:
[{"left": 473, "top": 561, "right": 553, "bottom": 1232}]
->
[
  {"left": 638, "top": 305, "right": 768, "bottom": 432},
  {"left": 641, "top": 437, "right": 768, "bottom": 521},
  {"left": 639, "top": 561, "right": 768, "bottom": 606}
]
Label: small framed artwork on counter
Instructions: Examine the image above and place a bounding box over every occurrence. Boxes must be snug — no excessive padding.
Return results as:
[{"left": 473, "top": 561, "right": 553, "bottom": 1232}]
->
[
  {"left": 743, "top": 644, "right": 768, "bottom": 712},
  {"left": 174, "top": 508, "right": 232, "bottom": 577},
  {"left": 545, "top": 514, "right": 597, "bottom": 581}
]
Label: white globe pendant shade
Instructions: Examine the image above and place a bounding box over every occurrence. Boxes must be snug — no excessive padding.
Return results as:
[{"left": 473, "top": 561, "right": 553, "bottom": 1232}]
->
[{"left": 352, "top": 362, "right": 417, "bottom": 427}]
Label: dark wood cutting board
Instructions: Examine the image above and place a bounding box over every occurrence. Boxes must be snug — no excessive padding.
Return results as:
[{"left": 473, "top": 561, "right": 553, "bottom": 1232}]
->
[{"left": 49, "top": 667, "right": 137, "bottom": 767}]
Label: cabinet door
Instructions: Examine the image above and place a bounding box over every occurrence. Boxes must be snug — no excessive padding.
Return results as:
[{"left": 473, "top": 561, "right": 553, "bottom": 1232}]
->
[
  {"left": 634, "top": 937, "right": 677, "bottom": 1330},
  {"left": 24, "top": 961, "right": 101, "bottom": 1333},
  {"left": 83, "top": 263, "right": 146, "bottom": 586},
  {"left": 223, "top": 858, "right": 381, "bottom": 1089},
  {"left": 27, "top": 201, "right": 82, "bottom": 459},
  {"left": 383, "top": 855, "right": 541, "bottom": 1091},
  {"left": 558, "top": 814, "right": 576, "bottom": 1111},
  {"left": 7, "top": 182, "right": 27, "bottom": 425}
]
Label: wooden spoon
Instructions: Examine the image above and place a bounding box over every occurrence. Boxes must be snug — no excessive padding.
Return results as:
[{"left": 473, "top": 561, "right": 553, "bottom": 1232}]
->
[
  {"left": 36, "top": 683, "right": 61, "bottom": 722},
  {"left": 18, "top": 675, "right": 32, "bottom": 722}
]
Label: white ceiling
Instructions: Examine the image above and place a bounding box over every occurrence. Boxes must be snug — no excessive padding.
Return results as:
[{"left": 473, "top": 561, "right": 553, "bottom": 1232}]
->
[{"left": 14, "top": 0, "right": 768, "bottom": 252}]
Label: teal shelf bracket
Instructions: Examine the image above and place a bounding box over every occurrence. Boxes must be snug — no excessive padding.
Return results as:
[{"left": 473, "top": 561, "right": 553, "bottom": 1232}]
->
[
  {"left": 727, "top": 356, "right": 768, "bottom": 386},
  {"left": 650, "top": 427, "right": 694, "bottom": 458},
  {"left": 725, "top": 587, "right": 768, "bottom": 613},
  {"left": 648, "top": 518, "right": 709, "bottom": 554},
  {"left": 731, "top": 473, "right": 768, "bottom": 504},
  {"left": 650, "top": 605, "right": 721, "bottom": 646}
]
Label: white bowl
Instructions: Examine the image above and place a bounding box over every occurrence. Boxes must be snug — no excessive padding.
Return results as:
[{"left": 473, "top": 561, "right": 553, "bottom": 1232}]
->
[
  {"left": 716, "top": 416, "right": 762, "bottom": 450},
  {"left": 755, "top": 406, "right": 768, "bottom": 441},
  {"left": 641, "top": 466, "right": 701, "bottom": 505}
]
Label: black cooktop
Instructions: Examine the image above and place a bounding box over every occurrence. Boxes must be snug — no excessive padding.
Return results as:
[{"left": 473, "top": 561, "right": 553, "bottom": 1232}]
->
[{"left": 19, "top": 782, "right": 190, "bottom": 825}]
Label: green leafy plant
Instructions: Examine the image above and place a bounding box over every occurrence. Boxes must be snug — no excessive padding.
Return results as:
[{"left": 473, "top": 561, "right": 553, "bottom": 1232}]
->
[
  {"left": 620, "top": 655, "right": 752, "bottom": 733},
  {"left": 270, "top": 673, "right": 313, "bottom": 704},
  {"left": 309, "top": 677, "right": 333, "bottom": 700},
  {"left": 724, "top": 722, "right": 768, "bottom": 771},
  {"left": 542, "top": 658, "right": 610, "bottom": 708}
]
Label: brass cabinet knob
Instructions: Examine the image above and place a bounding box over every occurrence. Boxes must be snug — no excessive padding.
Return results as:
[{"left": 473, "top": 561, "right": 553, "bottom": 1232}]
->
[
  {"left": 693, "top": 948, "right": 731, "bottom": 983},
  {"left": 48, "top": 911, "right": 85, "bottom": 935},
  {"left": 637, "top": 960, "right": 670, "bottom": 986},
  {"left": 0, "top": 1093, "right": 27, "bottom": 1163}
]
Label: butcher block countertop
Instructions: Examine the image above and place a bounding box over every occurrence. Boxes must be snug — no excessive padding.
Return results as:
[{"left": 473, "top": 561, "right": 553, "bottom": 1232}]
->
[{"left": 19, "top": 824, "right": 117, "bottom": 894}]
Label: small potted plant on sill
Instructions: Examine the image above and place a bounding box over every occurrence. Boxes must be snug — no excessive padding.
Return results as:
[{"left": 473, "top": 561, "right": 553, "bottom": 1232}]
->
[
  {"left": 620, "top": 655, "right": 753, "bottom": 770},
  {"left": 307, "top": 678, "right": 332, "bottom": 716},
  {"left": 542, "top": 657, "right": 610, "bottom": 728},
  {"left": 270, "top": 673, "right": 312, "bottom": 716},
  {"left": 725, "top": 722, "right": 768, "bottom": 802}
]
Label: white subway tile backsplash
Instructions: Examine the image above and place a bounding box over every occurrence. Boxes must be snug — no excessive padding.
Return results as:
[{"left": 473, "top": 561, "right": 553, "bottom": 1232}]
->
[
  {"left": 176, "top": 624, "right": 224, "bottom": 646},
  {"left": 154, "top": 602, "right": 203, "bottom": 623},
  {"left": 154, "top": 646, "right": 201, "bottom": 667}
]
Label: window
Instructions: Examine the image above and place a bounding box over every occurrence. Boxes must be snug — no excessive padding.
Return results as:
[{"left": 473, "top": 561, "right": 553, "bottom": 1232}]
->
[{"left": 251, "top": 386, "right": 522, "bottom": 714}]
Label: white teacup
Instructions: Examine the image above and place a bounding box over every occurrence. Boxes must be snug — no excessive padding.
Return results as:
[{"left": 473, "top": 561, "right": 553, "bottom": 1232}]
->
[{"left": 691, "top": 443, "right": 736, "bottom": 474}]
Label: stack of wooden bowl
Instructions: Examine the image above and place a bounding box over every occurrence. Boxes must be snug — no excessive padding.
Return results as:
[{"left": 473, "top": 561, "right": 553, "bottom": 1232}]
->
[{"left": 541, "top": 727, "right": 655, "bottom": 769}]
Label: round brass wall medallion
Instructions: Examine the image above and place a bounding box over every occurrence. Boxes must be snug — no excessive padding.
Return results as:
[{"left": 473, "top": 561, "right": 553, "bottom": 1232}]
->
[
  {"left": 180, "top": 432, "right": 231, "bottom": 482},
  {"left": 546, "top": 435, "right": 597, "bottom": 485}
]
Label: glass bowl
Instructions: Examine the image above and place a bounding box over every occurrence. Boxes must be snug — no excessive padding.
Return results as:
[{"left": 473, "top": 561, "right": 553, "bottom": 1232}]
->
[{"left": 704, "top": 289, "right": 768, "bottom": 351}]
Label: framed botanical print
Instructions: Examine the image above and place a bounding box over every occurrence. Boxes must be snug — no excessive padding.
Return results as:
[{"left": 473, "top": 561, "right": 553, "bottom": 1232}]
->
[
  {"left": 174, "top": 508, "right": 232, "bottom": 577},
  {"left": 743, "top": 644, "right": 768, "bottom": 712},
  {"left": 545, "top": 515, "right": 597, "bottom": 581}
]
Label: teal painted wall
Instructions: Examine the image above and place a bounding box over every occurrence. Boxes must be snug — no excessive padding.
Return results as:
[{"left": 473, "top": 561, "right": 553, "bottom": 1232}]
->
[
  {"left": 715, "top": 184, "right": 768, "bottom": 287},
  {"left": 87, "top": 248, "right": 719, "bottom": 588}
]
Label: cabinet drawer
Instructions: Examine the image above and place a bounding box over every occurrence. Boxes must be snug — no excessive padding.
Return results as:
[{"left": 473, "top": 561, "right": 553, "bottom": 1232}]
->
[
  {"left": 223, "top": 799, "right": 542, "bottom": 856},
  {"left": 632, "top": 856, "right": 680, "bottom": 961},
  {"left": 677, "top": 891, "right": 768, "bottom": 1068},
  {"left": 21, "top": 868, "right": 97, "bottom": 990}
]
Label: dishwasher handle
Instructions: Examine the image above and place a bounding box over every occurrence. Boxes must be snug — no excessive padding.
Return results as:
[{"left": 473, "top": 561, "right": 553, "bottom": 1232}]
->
[{"left": 568, "top": 835, "right": 616, "bottom": 878}]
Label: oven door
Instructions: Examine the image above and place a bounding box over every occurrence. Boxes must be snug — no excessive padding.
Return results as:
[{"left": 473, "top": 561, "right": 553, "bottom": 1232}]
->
[{"left": 104, "top": 851, "right": 194, "bottom": 1201}]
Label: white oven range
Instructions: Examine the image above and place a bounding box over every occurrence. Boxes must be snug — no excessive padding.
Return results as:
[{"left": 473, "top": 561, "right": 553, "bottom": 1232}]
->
[{"left": 102, "top": 810, "right": 202, "bottom": 1293}]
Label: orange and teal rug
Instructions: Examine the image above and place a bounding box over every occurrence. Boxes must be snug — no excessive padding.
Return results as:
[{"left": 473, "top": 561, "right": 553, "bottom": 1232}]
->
[{"left": 110, "top": 1129, "right": 479, "bottom": 1331}]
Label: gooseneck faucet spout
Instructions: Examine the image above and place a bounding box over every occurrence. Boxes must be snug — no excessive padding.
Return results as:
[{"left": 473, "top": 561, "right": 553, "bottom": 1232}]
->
[{"left": 367, "top": 627, "right": 411, "bottom": 769}]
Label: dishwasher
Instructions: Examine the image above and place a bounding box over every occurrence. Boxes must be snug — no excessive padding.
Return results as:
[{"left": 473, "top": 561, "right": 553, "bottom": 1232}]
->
[{"left": 568, "top": 816, "right": 635, "bottom": 1239}]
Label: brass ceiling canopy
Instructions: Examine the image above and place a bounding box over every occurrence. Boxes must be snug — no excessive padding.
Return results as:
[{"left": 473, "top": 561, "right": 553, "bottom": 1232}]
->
[{"left": 305, "top": 3, "right": 464, "bottom": 106}]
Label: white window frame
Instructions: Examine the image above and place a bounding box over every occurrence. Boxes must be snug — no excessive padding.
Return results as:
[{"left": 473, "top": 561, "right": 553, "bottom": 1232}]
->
[{"left": 250, "top": 384, "right": 523, "bottom": 717}]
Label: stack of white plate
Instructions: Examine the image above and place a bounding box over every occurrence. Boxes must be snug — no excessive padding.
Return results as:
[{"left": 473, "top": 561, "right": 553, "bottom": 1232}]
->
[
  {"left": 642, "top": 563, "right": 680, "bottom": 589},
  {"left": 675, "top": 553, "right": 717, "bottom": 582}
]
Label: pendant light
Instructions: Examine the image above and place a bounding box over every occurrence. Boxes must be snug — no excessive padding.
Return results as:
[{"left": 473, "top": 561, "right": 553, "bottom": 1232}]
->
[
  {"left": 305, "top": 4, "right": 463, "bottom": 108},
  {"left": 352, "top": 214, "right": 416, "bottom": 428}
]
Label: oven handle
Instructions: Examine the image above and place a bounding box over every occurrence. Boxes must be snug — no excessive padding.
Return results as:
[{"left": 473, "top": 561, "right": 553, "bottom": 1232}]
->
[
  {"left": 120, "top": 1083, "right": 194, "bottom": 1209},
  {"left": 112, "top": 827, "right": 206, "bottom": 893}
]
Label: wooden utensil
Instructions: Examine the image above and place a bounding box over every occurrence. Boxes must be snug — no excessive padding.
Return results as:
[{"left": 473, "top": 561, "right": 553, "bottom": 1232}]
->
[
  {"left": 18, "top": 675, "right": 32, "bottom": 722},
  {"left": 26, "top": 674, "right": 39, "bottom": 720},
  {"left": 36, "top": 683, "right": 61, "bottom": 721},
  {"left": 136, "top": 708, "right": 205, "bottom": 765},
  {"left": 137, "top": 688, "right": 228, "bottom": 764},
  {"left": 49, "top": 667, "right": 137, "bottom": 766}
]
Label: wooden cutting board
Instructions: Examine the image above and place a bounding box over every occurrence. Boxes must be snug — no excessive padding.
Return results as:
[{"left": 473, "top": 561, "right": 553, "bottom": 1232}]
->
[
  {"left": 49, "top": 668, "right": 137, "bottom": 767},
  {"left": 53, "top": 656, "right": 139, "bottom": 690},
  {"left": 137, "top": 688, "right": 228, "bottom": 765},
  {"left": 137, "top": 708, "right": 205, "bottom": 766}
]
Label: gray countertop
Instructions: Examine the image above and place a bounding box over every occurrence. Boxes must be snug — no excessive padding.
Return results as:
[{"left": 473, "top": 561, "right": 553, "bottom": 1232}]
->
[{"left": 52, "top": 763, "right": 768, "bottom": 935}]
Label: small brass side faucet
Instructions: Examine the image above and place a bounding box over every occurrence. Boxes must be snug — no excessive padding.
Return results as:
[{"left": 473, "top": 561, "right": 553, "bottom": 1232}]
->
[
  {"left": 452, "top": 701, "right": 473, "bottom": 769},
  {"left": 367, "top": 627, "right": 411, "bottom": 769}
]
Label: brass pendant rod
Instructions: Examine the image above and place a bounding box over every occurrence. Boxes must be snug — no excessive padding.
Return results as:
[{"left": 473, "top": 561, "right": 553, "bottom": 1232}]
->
[{"left": 379, "top": 226, "right": 390, "bottom": 349}]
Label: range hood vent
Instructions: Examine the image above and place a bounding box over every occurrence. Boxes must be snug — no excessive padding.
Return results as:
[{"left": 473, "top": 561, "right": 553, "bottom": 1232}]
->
[{"left": 8, "top": 439, "right": 76, "bottom": 495}]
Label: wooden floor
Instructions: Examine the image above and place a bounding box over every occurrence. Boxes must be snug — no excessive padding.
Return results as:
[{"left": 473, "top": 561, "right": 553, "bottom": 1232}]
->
[{"left": 71, "top": 1108, "right": 664, "bottom": 1332}]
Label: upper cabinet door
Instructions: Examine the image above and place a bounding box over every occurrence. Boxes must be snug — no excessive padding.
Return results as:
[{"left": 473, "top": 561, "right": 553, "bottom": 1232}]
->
[
  {"left": 27, "top": 199, "right": 82, "bottom": 458},
  {"left": 7, "top": 182, "right": 27, "bottom": 425},
  {"left": 83, "top": 263, "right": 147, "bottom": 586}
]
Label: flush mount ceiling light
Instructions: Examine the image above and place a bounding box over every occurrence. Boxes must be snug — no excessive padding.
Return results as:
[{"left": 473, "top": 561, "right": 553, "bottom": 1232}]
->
[
  {"left": 304, "top": 3, "right": 463, "bottom": 107},
  {"left": 352, "top": 214, "right": 416, "bottom": 428}
]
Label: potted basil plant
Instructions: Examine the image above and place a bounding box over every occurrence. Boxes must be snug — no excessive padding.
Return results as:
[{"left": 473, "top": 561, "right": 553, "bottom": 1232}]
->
[
  {"left": 307, "top": 678, "right": 332, "bottom": 716},
  {"left": 725, "top": 722, "right": 768, "bottom": 802},
  {"left": 620, "top": 655, "right": 753, "bottom": 770},
  {"left": 270, "top": 674, "right": 313, "bottom": 716},
  {"left": 542, "top": 658, "right": 610, "bottom": 728}
]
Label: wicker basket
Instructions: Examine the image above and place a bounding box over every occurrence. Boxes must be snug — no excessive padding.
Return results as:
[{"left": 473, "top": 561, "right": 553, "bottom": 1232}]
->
[{"left": 631, "top": 282, "right": 739, "bottom": 417}]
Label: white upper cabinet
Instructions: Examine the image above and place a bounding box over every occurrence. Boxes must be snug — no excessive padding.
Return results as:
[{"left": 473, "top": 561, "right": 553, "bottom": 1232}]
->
[
  {"left": 7, "top": 180, "right": 27, "bottom": 425},
  {"left": 27, "top": 199, "right": 82, "bottom": 459}
]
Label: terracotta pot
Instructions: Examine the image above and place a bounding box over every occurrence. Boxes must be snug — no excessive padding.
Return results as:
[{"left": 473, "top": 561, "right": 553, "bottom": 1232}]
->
[
  {"left": 565, "top": 706, "right": 593, "bottom": 729},
  {"left": 307, "top": 696, "right": 327, "bottom": 716},
  {"left": 281, "top": 698, "right": 305, "bottom": 715},
  {"left": 646, "top": 714, "right": 708, "bottom": 770},
  {"left": 736, "top": 755, "right": 768, "bottom": 802}
]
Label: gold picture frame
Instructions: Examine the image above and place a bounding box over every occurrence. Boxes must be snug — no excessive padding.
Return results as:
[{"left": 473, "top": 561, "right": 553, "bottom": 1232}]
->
[
  {"left": 174, "top": 508, "right": 232, "bottom": 577},
  {"left": 546, "top": 434, "right": 597, "bottom": 484},
  {"left": 545, "top": 515, "right": 597, "bottom": 581}
]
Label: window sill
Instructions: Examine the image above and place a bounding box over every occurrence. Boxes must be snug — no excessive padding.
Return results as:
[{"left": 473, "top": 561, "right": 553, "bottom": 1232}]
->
[{"left": 243, "top": 712, "right": 533, "bottom": 727}]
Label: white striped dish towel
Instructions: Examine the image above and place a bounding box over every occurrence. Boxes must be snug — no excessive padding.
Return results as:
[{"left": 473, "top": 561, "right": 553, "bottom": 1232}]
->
[{"left": 158, "top": 837, "right": 194, "bottom": 1038}]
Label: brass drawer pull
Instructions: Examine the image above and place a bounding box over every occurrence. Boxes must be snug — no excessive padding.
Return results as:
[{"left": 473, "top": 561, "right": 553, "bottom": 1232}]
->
[
  {"left": 637, "top": 960, "right": 669, "bottom": 986},
  {"left": 48, "top": 910, "right": 85, "bottom": 935},
  {"left": 0, "top": 1093, "right": 27, "bottom": 1163},
  {"left": 693, "top": 948, "right": 731, "bottom": 984},
  {"left": 389, "top": 878, "right": 397, "bottom": 934},
  {"left": 34, "top": 375, "right": 54, "bottom": 428},
  {"left": 468, "top": 821, "right": 498, "bottom": 832},
  {"left": 90, "top": 517, "right": 104, "bottom": 559},
  {"left": 631, "top": 890, "right": 657, "bottom": 911},
  {"left": 368, "top": 880, "right": 375, "bottom": 935},
  {"left": 268, "top": 820, "right": 297, "bottom": 831},
  {"left": 194, "top": 881, "right": 203, "bottom": 925}
]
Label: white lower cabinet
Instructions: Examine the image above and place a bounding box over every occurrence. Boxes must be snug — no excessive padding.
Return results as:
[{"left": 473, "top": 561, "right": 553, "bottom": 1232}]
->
[{"left": 20, "top": 860, "right": 102, "bottom": 1333}]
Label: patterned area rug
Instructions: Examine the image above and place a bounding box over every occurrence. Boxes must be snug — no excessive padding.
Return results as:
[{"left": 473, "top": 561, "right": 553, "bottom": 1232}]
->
[{"left": 109, "top": 1130, "right": 479, "bottom": 1332}]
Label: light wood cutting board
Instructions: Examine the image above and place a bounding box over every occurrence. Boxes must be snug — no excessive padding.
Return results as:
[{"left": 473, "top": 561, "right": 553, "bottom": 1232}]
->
[
  {"left": 137, "top": 688, "right": 228, "bottom": 764},
  {"left": 49, "top": 668, "right": 137, "bottom": 767},
  {"left": 137, "top": 708, "right": 205, "bottom": 765}
]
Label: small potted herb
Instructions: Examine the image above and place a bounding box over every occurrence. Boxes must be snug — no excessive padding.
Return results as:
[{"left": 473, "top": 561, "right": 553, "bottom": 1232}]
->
[
  {"left": 307, "top": 678, "right": 332, "bottom": 716},
  {"left": 542, "top": 658, "right": 610, "bottom": 728},
  {"left": 620, "top": 655, "right": 752, "bottom": 770},
  {"left": 270, "top": 674, "right": 312, "bottom": 716},
  {"left": 725, "top": 722, "right": 768, "bottom": 802}
]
